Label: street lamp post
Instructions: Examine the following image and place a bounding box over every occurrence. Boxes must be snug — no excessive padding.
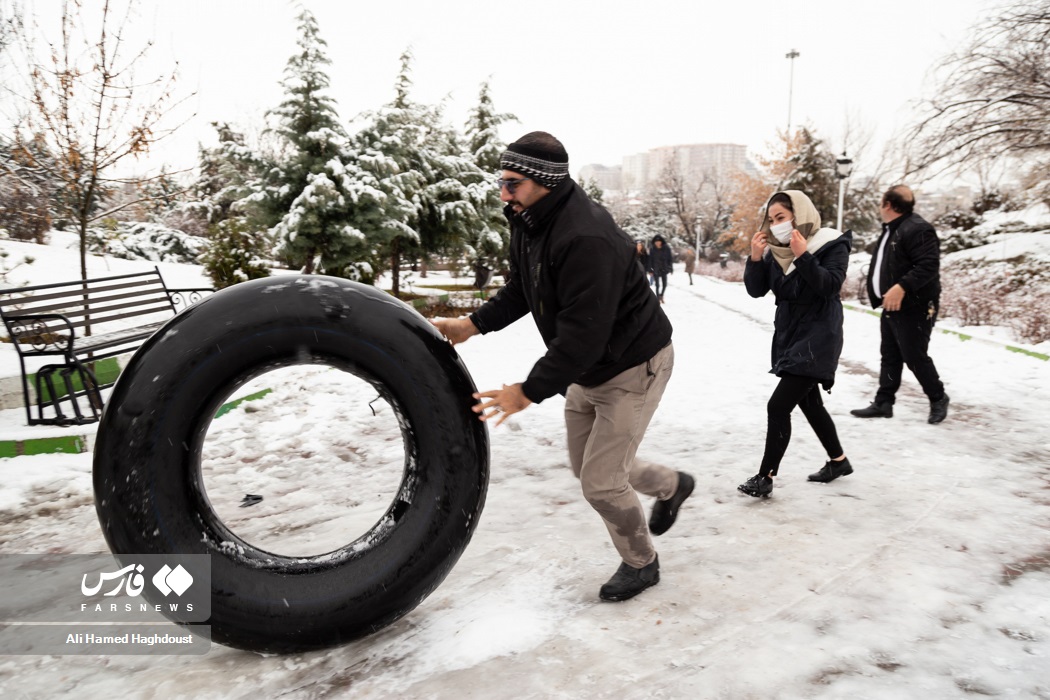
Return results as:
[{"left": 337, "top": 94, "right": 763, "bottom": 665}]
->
[
  {"left": 835, "top": 152, "right": 853, "bottom": 231},
  {"left": 785, "top": 49, "right": 800, "bottom": 133}
]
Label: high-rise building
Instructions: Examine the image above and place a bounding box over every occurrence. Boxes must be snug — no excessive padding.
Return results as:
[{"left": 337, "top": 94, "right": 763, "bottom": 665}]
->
[
  {"left": 630, "top": 143, "right": 752, "bottom": 188},
  {"left": 621, "top": 153, "right": 650, "bottom": 192},
  {"left": 577, "top": 164, "right": 622, "bottom": 192},
  {"left": 577, "top": 142, "right": 754, "bottom": 195}
]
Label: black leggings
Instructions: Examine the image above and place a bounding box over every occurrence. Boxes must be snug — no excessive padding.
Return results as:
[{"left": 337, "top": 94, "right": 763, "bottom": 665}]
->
[
  {"left": 653, "top": 273, "right": 668, "bottom": 298},
  {"left": 759, "top": 373, "right": 844, "bottom": 477}
]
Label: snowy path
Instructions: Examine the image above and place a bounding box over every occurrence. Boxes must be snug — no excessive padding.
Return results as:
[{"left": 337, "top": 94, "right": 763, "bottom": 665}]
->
[{"left": 1, "top": 274, "right": 1048, "bottom": 699}]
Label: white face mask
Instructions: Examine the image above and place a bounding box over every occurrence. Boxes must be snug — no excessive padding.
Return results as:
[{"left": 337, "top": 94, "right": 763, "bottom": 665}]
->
[{"left": 769, "top": 220, "right": 794, "bottom": 244}]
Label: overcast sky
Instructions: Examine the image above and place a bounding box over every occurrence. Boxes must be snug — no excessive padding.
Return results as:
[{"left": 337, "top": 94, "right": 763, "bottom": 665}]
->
[{"left": 7, "top": 0, "right": 995, "bottom": 180}]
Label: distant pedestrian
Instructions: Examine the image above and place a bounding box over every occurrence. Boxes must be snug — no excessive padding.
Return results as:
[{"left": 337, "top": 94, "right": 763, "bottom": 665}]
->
[
  {"left": 851, "top": 185, "right": 949, "bottom": 424},
  {"left": 648, "top": 235, "right": 673, "bottom": 303},
  {"left": 683, "top": 247, "right": 696, "bottom": 285},
  {"left": 737, "top": 190, "right": 854, "bottom": 498},
  {"left": 634, "top": 240, "right": 650, "bottom": 278}
]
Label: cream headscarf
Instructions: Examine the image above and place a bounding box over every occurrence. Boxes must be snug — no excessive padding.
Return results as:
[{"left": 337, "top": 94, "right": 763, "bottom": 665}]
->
[{"left": 760, "top": 190, "right": 840, "bottom": 274}]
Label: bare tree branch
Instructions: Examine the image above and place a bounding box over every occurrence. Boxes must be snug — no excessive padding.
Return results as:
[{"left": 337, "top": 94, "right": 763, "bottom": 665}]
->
[
  {"left": 13, "top": 0, "right": 193, "bottom": 288},
  {"left": 907, "top": 2, "right": 1050, "bottom": 196}
]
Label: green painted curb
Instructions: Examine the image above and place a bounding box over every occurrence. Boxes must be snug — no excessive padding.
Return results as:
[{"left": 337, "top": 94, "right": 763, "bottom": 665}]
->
[
  {"left": 1006, "top": 346, "right": 1050, "bottom": 361},
  {"left": 842, "top": 303, "right": 1047, "bottom": 362},
  {"left": 214, "top": 388, "right": 273, "bottom": 419},
  {"left": 0, "top": 388, "right": 275, "bottom": 458},
  {"left": 841, "top": 302, "right": 881, "bottom": 318},
  {"left": 34, "top": 357, "right": 122, "bottom": 402},
  {"left": 0, "top": 434, "right": 88, "bottom": 457}
]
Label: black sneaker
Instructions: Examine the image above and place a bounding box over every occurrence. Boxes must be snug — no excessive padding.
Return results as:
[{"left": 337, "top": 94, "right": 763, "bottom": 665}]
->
[
  {"left": 928, "top": 394, "right": 950, "bottom": 424},
  {"left": 851, "top": 401, "right": 893, "bottom": 418},
  {"left": 737, "top": 474, "right": 773, "bottom": 498},
  {"left": 599, "top": 555, "right": 660, "bottom": 602},
  {"left": 649, "top": 472, "right": 695, "bottom": 536},
  {"left": 808, "top": 458, "right": 854, "bottom": 483}
]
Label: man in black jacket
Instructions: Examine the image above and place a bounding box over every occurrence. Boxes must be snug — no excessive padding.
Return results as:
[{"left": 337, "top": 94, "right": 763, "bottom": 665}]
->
[
  {"left": 432, "top": 132, "right": 694, "bottom": 602},
  {"left": 852, "top": 185, "right": 949, "bottom": 424}
]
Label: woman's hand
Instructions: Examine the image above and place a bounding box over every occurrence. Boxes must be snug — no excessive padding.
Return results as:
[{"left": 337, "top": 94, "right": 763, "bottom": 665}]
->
[
  {"left": 750, "top": 231, "right": 768, "bottom": 261},
  {"left": 789, "top": 229, "right": 807, "bottom": 257}
]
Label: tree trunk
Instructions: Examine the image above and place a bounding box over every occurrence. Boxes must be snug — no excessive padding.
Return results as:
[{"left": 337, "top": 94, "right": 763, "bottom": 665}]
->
[
  {"left": 420, "top": 259, "right": 428, "bottom": 278},
  {"left": 78, "top": 215, "right": 92, "bottom": 337},
  {"left": 303, "top": 246, "right": 317, "bottom": 274},
  {"left": 390, "top": 239, "right": 401, "bottom": 299}
]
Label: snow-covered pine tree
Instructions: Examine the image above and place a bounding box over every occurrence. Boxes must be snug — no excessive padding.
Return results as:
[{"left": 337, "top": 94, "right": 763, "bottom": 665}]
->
[
  {"left": 464, "top": 80, "right": 515, "bottom": 273},
  {"left": 200, "top": 217, "right": 272, "bottom": 289},
  {"left": 0, "top": 132, "right": 55, "bottom": 243},
  {"left": 779, "top": 127, "right": 840, "bottom": 229},
  {"left": 618, "top": 188, "right": 675, "bottom": 244},
  {"left": 260, "top": 8, "right": 384, "bottom": 276},
  {"left": 188, "top": 122, "right": 274, "bottom": 283},
  {"left": 136, "top": 167, "right": 183, "bottom": 222},
  {"left": 192, "top": 122, "right": 262, "bottom": 226},
  {"left": 354, "top": 51, "right": 490, "bottom": 297},
  {"left": 581, "top": 177, "right": 605, "bottom": 204}
]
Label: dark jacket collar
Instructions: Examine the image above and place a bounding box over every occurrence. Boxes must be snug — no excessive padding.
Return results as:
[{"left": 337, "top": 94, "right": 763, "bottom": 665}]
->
[
  {"left": 504, "top": 178, "right": 577, "bottom": 232},
  {"left": 884, "top": 212, "right": 911, "bottom": 233}
]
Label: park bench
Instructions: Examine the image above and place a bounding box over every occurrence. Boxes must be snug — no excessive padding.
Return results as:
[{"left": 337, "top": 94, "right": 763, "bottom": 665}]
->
[{"left": 0, "top": 267, "right": 212, "bottom": 426}]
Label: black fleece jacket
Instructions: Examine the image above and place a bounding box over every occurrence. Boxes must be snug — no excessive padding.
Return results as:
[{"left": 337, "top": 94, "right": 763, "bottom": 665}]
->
[
  {"left": 745, "top": 230, "right": 852, "bottom": 389},
  {"left": 470, "top": 179, "right": 672, "bottom": 403},
  {"left": 866, "top": 212, "right": 941, "bottom": 311}
]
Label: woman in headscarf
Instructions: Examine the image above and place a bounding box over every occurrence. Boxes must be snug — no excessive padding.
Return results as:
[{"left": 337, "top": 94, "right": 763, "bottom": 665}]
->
[
  {"left": 634, "top": 240, "right": 650, "bottom": 279},
  {"left": 737, "top": 190, "right": 855, "bottom": 498}
]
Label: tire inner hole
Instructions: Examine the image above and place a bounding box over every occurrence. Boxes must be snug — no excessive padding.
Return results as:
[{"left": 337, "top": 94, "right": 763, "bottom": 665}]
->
[{"left": 200, "top": 364, "right": 407, "bottom": 558}]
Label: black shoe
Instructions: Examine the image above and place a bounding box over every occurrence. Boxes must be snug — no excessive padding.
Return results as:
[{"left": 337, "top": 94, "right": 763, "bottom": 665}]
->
[
  {"left": 599, "top": 555, "right": 660, "bottom": 602},
  {"left": 850, "top": 401, "right": 893, "bottom": 418},
  {"left": 928, "top": 394, "right": 950, "bottom": 424},
  {"left": 649, "top": 472, "right": 695, "bottom": 536},
  {"left": 737, "top": 474, "right": 773, "bottom": 498},
  {"left": 808, "top": 458, "right": 854, "bottom": 483}
]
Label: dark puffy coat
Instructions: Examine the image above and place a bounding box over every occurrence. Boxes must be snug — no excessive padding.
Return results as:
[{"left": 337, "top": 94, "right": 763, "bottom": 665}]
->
[
  {"left": 648, "top": 235, "right": 674, "bottom": 275},
  {"left": 471, "top": 179, "right": 672, "bottom": 403},
  {"left": 866, "top": 213, "right": 940, "bottom": 311},
  {"left": 634, "top": 247, "right": 650, "bottom": 275},
  {"left": 744, "top": 230, "right": 852, "bottom": 389}
]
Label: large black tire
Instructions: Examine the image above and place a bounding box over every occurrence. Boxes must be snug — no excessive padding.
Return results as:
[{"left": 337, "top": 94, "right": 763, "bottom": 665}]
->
[{"left": 93, "top": 276, "right": 489, "bottom": 653}]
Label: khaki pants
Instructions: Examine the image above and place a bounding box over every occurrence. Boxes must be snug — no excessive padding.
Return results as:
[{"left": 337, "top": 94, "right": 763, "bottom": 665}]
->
[{"left": 564, "top": 342, "right": 677, "bottom": 569}]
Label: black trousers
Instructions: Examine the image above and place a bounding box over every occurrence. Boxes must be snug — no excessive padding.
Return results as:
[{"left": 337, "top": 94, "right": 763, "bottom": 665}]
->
[
  {"left": 653, "top": 272, "right": 668, "bottom": 298},
  {"left": 760, "top": 374, "right": 844, "bottom": 477},
  {"left": 875, "top": 304, "right": 945, "bottom": 405}
]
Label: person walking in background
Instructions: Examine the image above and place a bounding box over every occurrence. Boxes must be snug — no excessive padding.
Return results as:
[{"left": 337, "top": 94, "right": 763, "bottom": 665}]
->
[
  {"left": 648, "top": 234, "right": 673, "bottom": 303},
  {"left": 851, "top": 185, "right": 949, "bottom": 424},
  {"left": 737, "top": 190, "right": 854, "bottom": 498},
  {"left": 684, "top": 247, "right": 696, "bottom": 285},
  {"left": 432, "top": 131, "right": 694, "bottom": 602},
  {"left": 634, "top": 240, "right": 650, "bottom": 279}
]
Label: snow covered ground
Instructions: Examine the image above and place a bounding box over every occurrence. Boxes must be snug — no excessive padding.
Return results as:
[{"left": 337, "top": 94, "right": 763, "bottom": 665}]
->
[{"left": 0, "top": 247, "right": 1048, "bottom": 697}]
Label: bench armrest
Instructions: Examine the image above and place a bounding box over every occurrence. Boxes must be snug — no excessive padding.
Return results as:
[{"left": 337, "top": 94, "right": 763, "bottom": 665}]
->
[
  {"left": 3, "top": 313, "right": 75, "bottom": 354},
  {"left": 167, "top": 288, "right": 214, "bottom": 311}
]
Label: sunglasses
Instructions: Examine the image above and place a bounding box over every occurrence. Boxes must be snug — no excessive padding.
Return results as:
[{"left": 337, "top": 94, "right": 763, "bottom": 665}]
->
[{"left": 496, "top": 177, "right": 531, "bottom": 194}]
